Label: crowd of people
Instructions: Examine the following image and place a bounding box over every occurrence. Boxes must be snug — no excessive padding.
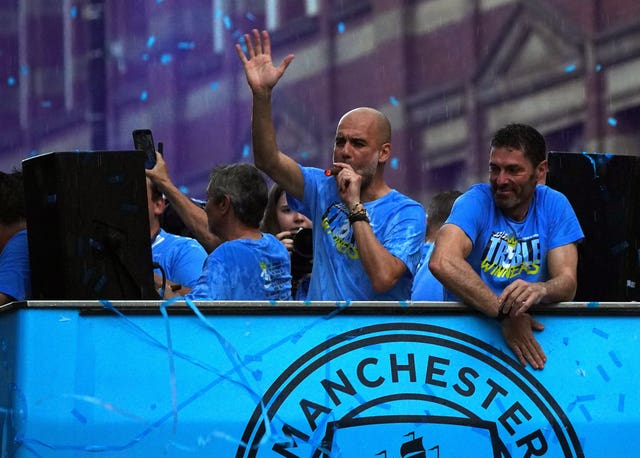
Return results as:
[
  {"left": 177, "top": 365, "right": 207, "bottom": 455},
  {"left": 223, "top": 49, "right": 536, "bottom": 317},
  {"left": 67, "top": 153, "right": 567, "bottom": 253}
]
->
[{"left": 0, "top": 29, "right": 586, "bottom": 370}]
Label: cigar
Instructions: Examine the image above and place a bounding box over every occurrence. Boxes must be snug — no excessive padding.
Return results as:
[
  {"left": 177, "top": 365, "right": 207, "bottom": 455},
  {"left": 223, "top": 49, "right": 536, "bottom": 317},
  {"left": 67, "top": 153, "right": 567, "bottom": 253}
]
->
[{"left": 324, "top": 167, "right": 340, "bottom": 176}]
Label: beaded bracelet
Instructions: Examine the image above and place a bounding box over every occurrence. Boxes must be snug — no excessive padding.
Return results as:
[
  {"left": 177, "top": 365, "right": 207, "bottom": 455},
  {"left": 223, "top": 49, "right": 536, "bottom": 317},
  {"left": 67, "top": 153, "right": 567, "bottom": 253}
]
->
[{"left": 348, "top": 202, "right": 370, "bottom": 224}]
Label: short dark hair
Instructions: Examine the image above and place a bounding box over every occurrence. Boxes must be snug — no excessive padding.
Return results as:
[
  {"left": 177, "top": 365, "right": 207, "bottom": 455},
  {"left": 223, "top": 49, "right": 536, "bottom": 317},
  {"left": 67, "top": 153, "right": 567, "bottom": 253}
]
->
[
  {"left": 207, "top": 163, "right": 268, "bottom": 228},
  {"left": 427, "top": 190, "right": 462, "bottom": 228},
  {"left": 0, "top": 170, "right": 25, "bottom": 225},
  {"left": 490, "top": 123, "right": 547, "bottom": 167}
]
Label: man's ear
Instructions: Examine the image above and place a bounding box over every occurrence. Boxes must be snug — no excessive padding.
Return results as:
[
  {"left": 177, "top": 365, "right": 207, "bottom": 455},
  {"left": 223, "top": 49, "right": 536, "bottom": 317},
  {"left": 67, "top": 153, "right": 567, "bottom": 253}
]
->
[
  {"left": 536, "top": 159, "right": 548, "bottom": 185},
  {"left": 218, "top": 195, "right": 232, "bottom": 215},
  {"left": 378, "top": 142, "right": 392, "bottom": 164},
  {"left": 152, "top": 197, "right": 165, "bottom": 216}
]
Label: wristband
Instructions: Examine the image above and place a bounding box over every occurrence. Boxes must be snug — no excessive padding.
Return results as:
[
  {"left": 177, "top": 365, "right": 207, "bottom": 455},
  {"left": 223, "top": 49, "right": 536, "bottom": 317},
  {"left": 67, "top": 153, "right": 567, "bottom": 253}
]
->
[
  {"left": 495, "top": 304, "right": 508, "bottom": 322},
  {"left": 347, "top": 202, "right": 369, "bottom": 224}
]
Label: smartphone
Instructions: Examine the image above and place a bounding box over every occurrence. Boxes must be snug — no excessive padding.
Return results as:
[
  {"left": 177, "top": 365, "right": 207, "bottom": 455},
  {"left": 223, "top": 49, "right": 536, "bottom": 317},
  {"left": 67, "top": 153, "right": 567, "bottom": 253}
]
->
[{"left": 132, "top": 129, "right": 157, "bottom": 169}]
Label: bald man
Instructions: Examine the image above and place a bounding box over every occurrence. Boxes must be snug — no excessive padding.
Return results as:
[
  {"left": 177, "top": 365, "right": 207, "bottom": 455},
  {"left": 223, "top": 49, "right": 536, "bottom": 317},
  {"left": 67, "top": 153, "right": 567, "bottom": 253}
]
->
[{"left": 236, "top": 29, "right": 425, "bottom": 301}]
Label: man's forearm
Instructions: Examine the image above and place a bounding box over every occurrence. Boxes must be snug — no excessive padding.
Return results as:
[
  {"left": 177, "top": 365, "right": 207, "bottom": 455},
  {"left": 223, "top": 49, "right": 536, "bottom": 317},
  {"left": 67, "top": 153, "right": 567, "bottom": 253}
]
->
[
  {"left": 251, "top": 91, "right": 279, "bottom": 175},
  {"left": 351, "top": 221, "right": 405, "bottom": 293},
  {"left": 540, "top": 274, "right": 577, "bottom": 303},
  {"left": 430, "top": 256, "right": 500, "bottom": 317},
  {"left": 159, "top": 181, "right": 220, "bottom": 253}
]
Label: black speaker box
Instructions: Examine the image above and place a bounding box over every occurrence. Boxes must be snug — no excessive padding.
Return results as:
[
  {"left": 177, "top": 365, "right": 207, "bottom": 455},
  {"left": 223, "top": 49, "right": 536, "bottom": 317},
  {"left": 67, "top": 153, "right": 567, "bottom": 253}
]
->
[
  {"left": 547, "top": 152, "right": 640, "bottom": 302},
  {"left": 22, "top": 150, "right": 158, "bottom": 300}
]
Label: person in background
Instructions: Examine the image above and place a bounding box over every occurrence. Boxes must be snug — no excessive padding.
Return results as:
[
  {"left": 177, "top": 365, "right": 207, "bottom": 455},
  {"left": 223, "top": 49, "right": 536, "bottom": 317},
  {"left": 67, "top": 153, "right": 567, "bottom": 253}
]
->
[
  {"left": 260, "top": 183, "right": 313, "bottom": 299},
  {"left": 411, "top": 190, "right": 462, "bottom": 301},
  {"left": 147, "top": 178, "right": 207, "bottom": 296},
  {"left": 236, "top": 29, "right": 425, "bottom": 301},
  {"left": 0, "top": 170, "right": 31, "bottom": 306},
  {"left": 185, "top": 164, "right": 292, "bottom": 301},
  {"left": 429, "top": 123, "right": 584, "bottom": 370}
]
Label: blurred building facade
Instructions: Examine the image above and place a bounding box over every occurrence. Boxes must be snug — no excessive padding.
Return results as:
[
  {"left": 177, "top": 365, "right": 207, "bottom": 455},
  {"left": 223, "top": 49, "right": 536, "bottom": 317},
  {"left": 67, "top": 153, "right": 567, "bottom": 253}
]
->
[{"left": 1, "top": 0, "right": 640, "bottom": 203}]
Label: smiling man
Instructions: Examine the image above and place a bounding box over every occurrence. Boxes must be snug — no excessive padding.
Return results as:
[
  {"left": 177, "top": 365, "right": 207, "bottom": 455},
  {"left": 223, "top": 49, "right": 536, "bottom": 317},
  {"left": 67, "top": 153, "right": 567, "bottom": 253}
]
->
[
  {"left": 235, "top": 29, "right": 425, "bottom": 301},
  {"left": 429, "top": 123, "right": 584, "bottom": 369}
]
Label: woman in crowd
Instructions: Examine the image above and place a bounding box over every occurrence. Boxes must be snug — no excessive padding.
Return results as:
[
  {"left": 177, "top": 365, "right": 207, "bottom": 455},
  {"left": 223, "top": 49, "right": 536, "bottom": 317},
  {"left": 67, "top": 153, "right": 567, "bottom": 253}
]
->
[{"left": 261, "top": 184, "right": 313, "bottom": 299}]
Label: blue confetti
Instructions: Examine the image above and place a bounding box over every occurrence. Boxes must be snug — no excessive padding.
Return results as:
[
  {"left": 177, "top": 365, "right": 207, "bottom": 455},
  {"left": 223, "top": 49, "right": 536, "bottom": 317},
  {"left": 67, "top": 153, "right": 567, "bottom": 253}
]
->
[
  {"left": 146, "top": 35, "right": 156, "bottom": 48},
  {"left": 564, "top": 63, "right": 576, "bottom": 73},
  {"left": 223, "top": 15, "right": 232, "bottom": 30},
  {"left": 300, "top": 151, "right": 309, "bottom": 159},
  {"left": 586, "top": 301, "right": 599, "bottom": 308},
  {"left": 389, "top": 96, "right": 399, "bottom": 106},
  {"left": 252, "top": 370, "right": 263, "bottom": 381},
  {"left": 618, "top": 394, "right": 625, "bottom": 412},
  {"left": 337, "top": 22, "right": 345, "bottom": 34},
  {"left": 209, "top": 81, "right": 219, "bottom": 90},
  {"left": 607, "top": 117, "right": 617, "bottom": 126},
  {"left": 592, "top": 327, "right": 608, "bottom": 339},
  {"left": 8, "top": 76, "right": 16, "bottom": 86},
  {"left": 609, "top": 351, "right": 622, "bottom": 368},
  {"left": 20, "top": 65, "right": 29, "bottom": 76},
  {"left": 390, "top": 157, "right": 399, "bottom": 169},
  {"left": 160, "top": 53, "right": 172, "bottom": 65},
  {"left": 246, "top": 12, "right": 256, "bottom": 21},
  {"left": 177, "top": 41, "right": 195, "bottom": 50},
  {"left": 596, "top": 64, "right": 602, "bottom": 72},
  {"left": 562, "top": 337, "right": 569, "bottom": 346},
  {"left": 140, "top": 90, "right": 148, "bottom": 101},
  {"left": 242, "top": 144, "right": 250, "bottom": 158},
  {"left": 141, "top": 52, "right": 150, "bottom": 61},
  {"left": 399, "top": 300, "right": 409, "bottom": 308},
  {"left": 41, "top": 100, "right": 52, "bottom": 108},
  {"left": 579, "top": 404, "right": 592, "bottom": 422},
  {"left": 156, "top": 0, "right": 163, "bottom": 3},
  {"left": 178, "top": 185, "right": 189, "bottom": 194},
  {"left": 70, "top": 6, "right": 77, "bottom": 18},
  {"left": 576, "top": 394, "right": 595, "bottom": 402},
  {"left": 596, "top": 365, "right": 610, "bottom": 382},
  {"left": 70, "top": 408, "right": 87, "bottom": 424}
]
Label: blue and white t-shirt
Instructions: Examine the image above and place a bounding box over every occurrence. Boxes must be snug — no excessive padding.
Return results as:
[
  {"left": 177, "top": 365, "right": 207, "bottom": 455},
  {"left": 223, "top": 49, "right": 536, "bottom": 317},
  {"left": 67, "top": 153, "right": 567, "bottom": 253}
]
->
[
  {"left": 444, "top": 184, "right": 584, "bottom": 299},
  {"left": 152, "top": 228, "right": 207, "bottom": 288},
  {"left": 0, "top": 229, "right": 31, "bottom": 301},
  {"left": 187, "top": 233, "right": 292, "bottom": 301},
  {"left": 289, "top": 166, "right": 426, "bottom": 301}
]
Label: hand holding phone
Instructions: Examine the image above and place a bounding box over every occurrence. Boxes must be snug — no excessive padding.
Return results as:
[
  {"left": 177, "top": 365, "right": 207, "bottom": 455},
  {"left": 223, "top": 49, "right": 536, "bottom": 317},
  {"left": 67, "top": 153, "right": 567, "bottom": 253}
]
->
[{"left": 132, "top": 129, "right": 157, "bottom": 169}]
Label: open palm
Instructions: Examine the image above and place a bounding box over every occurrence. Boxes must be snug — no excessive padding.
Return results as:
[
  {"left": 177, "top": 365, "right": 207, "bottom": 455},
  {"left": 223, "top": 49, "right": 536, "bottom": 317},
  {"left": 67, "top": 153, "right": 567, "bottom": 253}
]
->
[{"left": 235, "top": 29, "right": 294, "bottom": 94}]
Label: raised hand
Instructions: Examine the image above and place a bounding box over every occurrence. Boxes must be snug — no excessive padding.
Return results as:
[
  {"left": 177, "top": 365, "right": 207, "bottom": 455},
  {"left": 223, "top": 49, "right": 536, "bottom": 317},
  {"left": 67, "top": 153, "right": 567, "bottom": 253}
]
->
[{"left": 235, "top": 29, "right": 294, "bottom": 95}]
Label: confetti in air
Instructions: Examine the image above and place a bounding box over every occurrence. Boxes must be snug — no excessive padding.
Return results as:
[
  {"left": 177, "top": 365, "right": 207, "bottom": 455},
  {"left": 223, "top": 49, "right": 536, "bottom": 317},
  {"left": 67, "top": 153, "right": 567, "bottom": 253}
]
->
[{"left": 337, "top": 22, "right": 345, "bottom": 34}]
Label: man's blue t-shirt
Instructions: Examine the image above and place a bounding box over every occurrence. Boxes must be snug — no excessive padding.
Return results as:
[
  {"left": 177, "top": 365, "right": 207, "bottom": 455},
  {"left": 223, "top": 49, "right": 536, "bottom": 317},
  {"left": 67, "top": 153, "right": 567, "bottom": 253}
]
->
[
  {"left": 411, "top": 242, "right": 445, "bottom": 301},
  {"left": 152, "top": 228, "right": 207, "bottom": 288},
  {"left": 444, "top": 184, "right": 584, "bottom": 299},
  {"left": 0, "top": 229, "right": 31, "bottom": 301},
  {"left": 289, "top": 166, "right": 426, "bottom": 301},
  {"left": 187, "top": 233, "right": 292, "bottom": 301}
]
